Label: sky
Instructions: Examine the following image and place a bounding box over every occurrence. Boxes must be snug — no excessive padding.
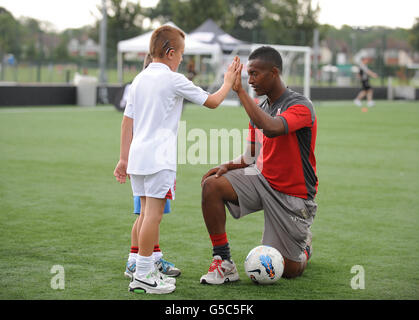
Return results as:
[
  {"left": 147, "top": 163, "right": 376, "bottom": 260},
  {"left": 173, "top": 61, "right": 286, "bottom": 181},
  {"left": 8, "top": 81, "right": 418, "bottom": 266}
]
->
[{"left": 0, "top": 0, "right": 418, "bottom": 31}]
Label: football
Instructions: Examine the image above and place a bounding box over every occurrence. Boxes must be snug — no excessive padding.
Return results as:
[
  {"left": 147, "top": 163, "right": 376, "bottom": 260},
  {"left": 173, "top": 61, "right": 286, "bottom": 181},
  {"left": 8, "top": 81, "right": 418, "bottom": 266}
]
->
[{"left": 244, "top": 245, "right": 285, "bottom": 285}]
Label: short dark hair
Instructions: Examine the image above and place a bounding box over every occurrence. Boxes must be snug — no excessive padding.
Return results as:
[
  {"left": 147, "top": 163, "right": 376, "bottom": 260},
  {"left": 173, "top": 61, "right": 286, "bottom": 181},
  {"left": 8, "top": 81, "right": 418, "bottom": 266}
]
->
[{"left": 248, "top": 46, "right": 283, "bottom": 73}]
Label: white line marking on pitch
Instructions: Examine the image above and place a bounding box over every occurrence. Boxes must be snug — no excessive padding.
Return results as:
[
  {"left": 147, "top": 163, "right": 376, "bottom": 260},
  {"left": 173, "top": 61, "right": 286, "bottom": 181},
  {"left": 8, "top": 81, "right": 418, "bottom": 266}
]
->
[{"left": 0, "top": 106, "right": 116, "bottom": 114}]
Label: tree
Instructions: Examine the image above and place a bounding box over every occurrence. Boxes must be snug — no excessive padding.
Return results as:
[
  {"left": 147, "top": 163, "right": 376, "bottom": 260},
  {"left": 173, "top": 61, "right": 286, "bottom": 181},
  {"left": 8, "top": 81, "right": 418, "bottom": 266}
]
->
[
  {"left": 149, "top": 0, "right": 320, "bottom": 45},
  {"left": 408, "top": 17, "right": 419, "bottom": 51},
  {"left": 19, "top": 17, "right": 42, "bottom": 62},
  {"left": 211, "top": 0, "right": 319, "bottom": 45},
  {"left": 149, "top": 0, "right": 267, "bottom": 42},
  {"left": 0, "top": 7, "right": 21, "bottom": 60},
  {"left": 223, "top": 0, "right": 266, "bottom": 42},
  {"left": 149, "top": 0, "right": 229, "bottom": 32},
  {"left": 261, "top": 0, "right": 320, "bottom": 46},
  {"left": 52, "top": 37, "right": 70, "bottom": 62},
  {"left": 94, "top": 0, "right": 146, "bottom": 65}
]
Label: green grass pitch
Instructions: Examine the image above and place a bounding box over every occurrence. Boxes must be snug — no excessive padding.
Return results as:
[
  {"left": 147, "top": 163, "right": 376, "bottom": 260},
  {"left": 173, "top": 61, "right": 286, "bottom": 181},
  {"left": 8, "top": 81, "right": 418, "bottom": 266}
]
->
[{"left": 0, "top": 100, "right": 418, "bottom": 300}]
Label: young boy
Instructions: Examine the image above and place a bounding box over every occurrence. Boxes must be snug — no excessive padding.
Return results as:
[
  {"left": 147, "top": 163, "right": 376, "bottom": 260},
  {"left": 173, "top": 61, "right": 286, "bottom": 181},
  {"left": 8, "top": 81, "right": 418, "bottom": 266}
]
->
[
  {"left": 113, "top": 25, "right": 240, "bottom": 294},
  {"left": 124, "top": 53, "right": 181, "bottom": 280}
]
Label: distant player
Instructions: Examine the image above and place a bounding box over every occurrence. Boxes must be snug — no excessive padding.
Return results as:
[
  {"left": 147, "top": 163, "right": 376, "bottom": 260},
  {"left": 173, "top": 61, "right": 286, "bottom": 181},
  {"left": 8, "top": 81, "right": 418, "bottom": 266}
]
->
[
  {"left": 113, "top": 25, "right": 241, "bottom": 294},
  {"left": 354, "top": 57, "right": 378, "bottom": 107},
  {"left": 200, "top": 46, "right": 317, "bottom": 284}
]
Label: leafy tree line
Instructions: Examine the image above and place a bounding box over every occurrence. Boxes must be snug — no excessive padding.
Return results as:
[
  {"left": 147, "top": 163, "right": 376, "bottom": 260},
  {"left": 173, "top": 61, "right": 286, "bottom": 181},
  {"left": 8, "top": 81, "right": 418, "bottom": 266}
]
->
[
  {"left": 90, "top": 0, "right": 320, "bottom": 65},
  {"left": 148, "top": 0, "right": 319, "bottom": 45},
  {"left": 1, "top": 0, "right": 418, "bottom": 67},
  {"left": 0, "top": 6, "right": 96, "bottom": 65}
]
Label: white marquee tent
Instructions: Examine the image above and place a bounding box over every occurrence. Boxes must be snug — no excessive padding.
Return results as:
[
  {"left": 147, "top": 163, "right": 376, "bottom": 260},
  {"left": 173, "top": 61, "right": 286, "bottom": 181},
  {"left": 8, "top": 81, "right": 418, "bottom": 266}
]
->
[
  {"left": 117, "top": 22, "right": 221, "bottom": 83},
  {"left": 189, "top": 19, "right": 244, "bottom": 54}
]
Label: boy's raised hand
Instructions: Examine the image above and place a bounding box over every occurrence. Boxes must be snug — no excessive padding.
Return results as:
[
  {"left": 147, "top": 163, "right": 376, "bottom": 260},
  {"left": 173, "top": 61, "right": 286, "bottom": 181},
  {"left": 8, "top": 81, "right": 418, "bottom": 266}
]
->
[{"left": 224, "top": 56, "right": 241, "bottom": 87}]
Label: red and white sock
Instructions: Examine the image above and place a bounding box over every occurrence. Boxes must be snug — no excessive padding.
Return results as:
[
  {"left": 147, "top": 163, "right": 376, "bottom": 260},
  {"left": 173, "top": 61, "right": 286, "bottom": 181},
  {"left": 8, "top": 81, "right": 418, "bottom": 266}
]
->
[
  {"left": 152, "top": 244, "right": 163, "bottom": 262},
  {"left": 128, "top": 246, "right": 138, "bottom": 262}
]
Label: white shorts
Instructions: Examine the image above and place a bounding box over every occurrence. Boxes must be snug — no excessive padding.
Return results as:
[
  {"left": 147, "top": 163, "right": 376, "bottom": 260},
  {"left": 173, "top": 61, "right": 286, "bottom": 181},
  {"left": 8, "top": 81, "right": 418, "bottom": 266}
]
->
[{"left": 130, "top": 170, "right": 176, "bottom": 200}]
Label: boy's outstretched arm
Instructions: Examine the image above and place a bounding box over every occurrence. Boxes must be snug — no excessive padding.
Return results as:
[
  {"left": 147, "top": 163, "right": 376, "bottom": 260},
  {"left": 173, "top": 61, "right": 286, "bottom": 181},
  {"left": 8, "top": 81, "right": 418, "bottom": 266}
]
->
[
  {"left": 204, "top": 56, "right": 241, "bottom": 109},
  {"left": 114, "top": 116, "right": 133, "bottom": 184}
]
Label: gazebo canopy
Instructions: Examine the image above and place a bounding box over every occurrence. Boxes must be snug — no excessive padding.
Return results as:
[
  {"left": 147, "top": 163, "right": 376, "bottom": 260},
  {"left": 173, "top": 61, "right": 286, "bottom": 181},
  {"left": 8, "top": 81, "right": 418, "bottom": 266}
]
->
[
  {"left": 117, "top": 22, "right": 220, "bottom": 56},
  {"left": 189, "top": 19, "right": 244, "bottom": 53},
  {"left": 116, "top": 22, "right": 221, "bottom": 83}
]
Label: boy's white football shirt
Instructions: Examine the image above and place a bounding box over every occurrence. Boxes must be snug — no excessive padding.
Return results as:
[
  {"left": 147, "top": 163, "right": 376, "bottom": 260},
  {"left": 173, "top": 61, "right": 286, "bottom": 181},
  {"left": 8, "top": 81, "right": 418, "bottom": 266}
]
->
[{"left": 124, "top": 62, "right": 209, "bottom": 175}]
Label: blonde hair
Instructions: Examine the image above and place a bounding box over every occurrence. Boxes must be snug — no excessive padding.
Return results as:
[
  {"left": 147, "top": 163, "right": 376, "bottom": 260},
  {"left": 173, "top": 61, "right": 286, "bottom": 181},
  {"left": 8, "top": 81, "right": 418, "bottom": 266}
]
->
[{"left": 149, "top": 25, "right": 185, "bottom": 59}]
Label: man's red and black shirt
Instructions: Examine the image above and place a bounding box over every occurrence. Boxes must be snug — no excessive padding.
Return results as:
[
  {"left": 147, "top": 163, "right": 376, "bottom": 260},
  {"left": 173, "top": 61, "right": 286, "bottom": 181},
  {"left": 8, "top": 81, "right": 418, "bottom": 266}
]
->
[{"left": 247, "top": 88, "right": 318, "bottom": 200}]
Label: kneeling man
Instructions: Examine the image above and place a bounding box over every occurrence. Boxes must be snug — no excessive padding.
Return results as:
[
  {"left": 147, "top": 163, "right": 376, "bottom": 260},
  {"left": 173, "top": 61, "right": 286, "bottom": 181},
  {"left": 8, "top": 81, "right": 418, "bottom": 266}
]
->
[{"left": 200, "top": 46, "right": 318, "bottom": 284}]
